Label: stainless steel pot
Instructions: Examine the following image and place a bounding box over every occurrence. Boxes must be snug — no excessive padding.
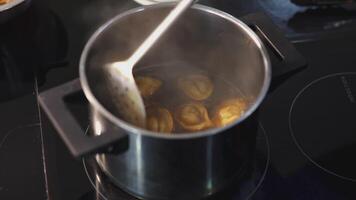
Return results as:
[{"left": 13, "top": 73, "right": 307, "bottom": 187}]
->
[{"left": 39, "top": 3, "right": 306, "bottom": 200}]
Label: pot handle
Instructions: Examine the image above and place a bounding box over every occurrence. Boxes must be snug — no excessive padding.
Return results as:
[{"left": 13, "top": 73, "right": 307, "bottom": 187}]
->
[
  {"left": 38, "top": 79, "right": 128, "bottom": 158},
  {"left": 241, "top": 13, "right": 307, "bottom": 81}
]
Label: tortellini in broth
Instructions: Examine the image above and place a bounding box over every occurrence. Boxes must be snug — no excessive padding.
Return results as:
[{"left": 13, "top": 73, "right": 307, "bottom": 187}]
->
[{"left": 133, "top": 69, "right": 247, "bottom": 134}]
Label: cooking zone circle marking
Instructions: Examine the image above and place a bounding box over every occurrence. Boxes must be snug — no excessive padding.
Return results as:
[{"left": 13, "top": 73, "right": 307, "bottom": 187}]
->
[
  {"left": 289, "top": 72, "right": 356, "bottom": 182},
  {"left": 82, "top": 122, "right": 270, "bottom": 200}
]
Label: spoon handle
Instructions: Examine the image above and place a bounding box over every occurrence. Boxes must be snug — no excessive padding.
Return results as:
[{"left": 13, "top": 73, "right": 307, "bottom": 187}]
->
[{"left": 127, "top": 0, "right": 195, "bottom": 67}]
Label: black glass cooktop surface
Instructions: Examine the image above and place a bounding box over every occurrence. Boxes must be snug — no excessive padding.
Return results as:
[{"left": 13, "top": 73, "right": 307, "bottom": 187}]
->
[{"left": 1, "top": 0, "right": 356, "bottom": 199}]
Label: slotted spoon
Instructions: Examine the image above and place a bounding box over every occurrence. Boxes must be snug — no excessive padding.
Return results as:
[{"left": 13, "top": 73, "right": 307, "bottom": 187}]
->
[{"left": 105, "top": 0, "right": 195, "bottom": 128}]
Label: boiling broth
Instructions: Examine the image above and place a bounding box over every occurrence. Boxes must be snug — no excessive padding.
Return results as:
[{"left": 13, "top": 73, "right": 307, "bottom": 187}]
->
[{"left": 134, "top": 63, "right": 248, "bottom": 133}]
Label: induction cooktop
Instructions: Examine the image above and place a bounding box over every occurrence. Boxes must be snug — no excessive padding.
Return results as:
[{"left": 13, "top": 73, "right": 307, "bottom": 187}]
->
[{"left": 1, "top": 0, "right": 356, "bottom": 199}]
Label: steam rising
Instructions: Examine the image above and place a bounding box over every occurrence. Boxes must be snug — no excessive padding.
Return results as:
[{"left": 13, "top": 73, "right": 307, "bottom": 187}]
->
[{"left": 84, "top": 4, "right": 267, "bottom": 125}]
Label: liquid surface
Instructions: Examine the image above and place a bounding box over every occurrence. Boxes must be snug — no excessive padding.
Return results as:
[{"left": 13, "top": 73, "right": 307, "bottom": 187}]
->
[{"left": 134, "top": 63, "right": 248, "bottom": 134}]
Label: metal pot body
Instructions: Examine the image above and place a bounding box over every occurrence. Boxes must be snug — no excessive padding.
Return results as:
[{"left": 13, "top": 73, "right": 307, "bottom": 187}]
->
[
  {"left": 91, "top": 106, "right": 258, "bottom": 199},
  {"left": 82, "top": 3, "right": 271, "bottom": 200}
]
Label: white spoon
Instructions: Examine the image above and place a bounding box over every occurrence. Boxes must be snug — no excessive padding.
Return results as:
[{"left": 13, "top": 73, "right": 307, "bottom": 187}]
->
[{"left": 105, "top": 0, "right": 195, "bottom": 128}]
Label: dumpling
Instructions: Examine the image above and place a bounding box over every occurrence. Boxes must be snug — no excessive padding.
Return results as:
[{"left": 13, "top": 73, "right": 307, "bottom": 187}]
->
[
  {"left": 146, "top": 107, "right": 174, "bottom": 133},
  {"left": 175, "top": 103, "right": 213, "bottom": 132},
  {"left": 178, "top": 74, "right": 213, "bottom": 101},
  {"left": 135, "top": 76, "right": 162, "bottom": 98},
  {"left": 213, "top": 98, "right": 247, "bottom": 127}
]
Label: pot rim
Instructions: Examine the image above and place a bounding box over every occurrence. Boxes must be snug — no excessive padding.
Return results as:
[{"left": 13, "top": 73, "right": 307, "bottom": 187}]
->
[{"left": 79, "top": 3, "right": 271, "bottom": 139}]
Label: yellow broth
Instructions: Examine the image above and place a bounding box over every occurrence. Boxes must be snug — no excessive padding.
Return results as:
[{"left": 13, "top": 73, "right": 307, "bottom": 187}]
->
[{"left": 134, "top": 64, "right": 249, "bottom": 133}]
